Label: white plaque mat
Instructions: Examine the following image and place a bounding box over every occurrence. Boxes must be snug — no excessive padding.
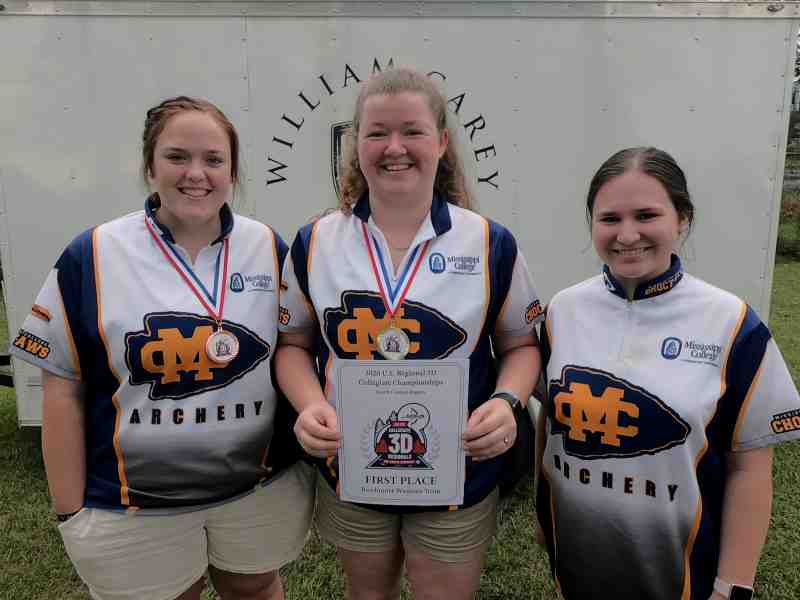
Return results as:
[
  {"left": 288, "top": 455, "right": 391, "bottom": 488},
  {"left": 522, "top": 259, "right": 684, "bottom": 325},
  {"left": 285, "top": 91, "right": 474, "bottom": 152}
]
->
[{"left": 336, "top": 359, "right": 468, "bottom": 506}]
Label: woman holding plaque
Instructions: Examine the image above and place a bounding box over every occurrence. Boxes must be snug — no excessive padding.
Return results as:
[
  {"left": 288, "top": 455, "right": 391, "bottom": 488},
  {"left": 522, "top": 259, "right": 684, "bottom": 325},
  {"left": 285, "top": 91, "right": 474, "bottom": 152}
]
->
[
  {"left": 9, "top": 96, "right": 313, "bottom": 600},
  {"left": 536, "top": 147, "right": 800, "bottom": 600},
  {"left": 276, "top": 67, "right": 543, "bottom": 599}
]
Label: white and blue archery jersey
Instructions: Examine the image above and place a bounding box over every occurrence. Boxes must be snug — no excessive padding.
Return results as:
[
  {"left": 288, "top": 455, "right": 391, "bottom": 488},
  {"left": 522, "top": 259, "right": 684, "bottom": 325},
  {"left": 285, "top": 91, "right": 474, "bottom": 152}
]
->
[
  {"left": 537, "top": 255, "right": 800, "bottom": 600},
  {"left": 11, "top": 197, "right": 293, "bottom": 511},
  {"left": 279, "top": 194, "right": 543, "bottom": 510}
]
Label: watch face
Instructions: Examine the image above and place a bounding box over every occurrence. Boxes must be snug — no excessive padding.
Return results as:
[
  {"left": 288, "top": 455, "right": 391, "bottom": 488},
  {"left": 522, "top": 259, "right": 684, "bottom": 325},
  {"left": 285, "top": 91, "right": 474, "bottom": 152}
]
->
[{"left": 729, "top": 586, "right": 754, "bottom": 600}]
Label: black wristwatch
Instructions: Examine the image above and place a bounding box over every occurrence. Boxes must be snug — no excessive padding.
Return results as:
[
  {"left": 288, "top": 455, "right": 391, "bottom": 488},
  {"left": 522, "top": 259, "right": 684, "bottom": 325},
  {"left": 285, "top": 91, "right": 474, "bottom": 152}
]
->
[
  {"left": 713, "top": 577, "right": 754, "bottom": 600},
  {"left": 490, "top": 390, "right": 521, "bottom": 410}
]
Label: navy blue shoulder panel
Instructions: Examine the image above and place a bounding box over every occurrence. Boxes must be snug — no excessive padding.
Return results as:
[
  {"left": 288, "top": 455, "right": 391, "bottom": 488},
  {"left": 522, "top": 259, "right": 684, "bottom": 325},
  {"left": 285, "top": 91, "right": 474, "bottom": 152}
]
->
[
  {"left": 485, "top": 219, "right": 518, "bottom": 331},
  {"left": 55, "top": 227, "right": 125, "bottom": 504},
  {"left": 539, "top": 310, "right": 552, "bottom": 375},
  {"left": 273, "top": 230, "right": 289, "bottom": 270},
  {"left": 290, "top": 223, "right": 315, "bottom": 303},
  {"left": 54, "top": 227, "right": 97, "bottom": 375},
  {"left": 716, "top": 305, "right": 771, "bottom": 451}
]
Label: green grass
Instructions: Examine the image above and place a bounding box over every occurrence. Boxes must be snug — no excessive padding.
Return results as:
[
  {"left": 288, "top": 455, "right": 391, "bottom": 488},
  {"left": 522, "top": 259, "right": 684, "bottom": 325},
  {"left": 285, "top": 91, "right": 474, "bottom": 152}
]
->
[
  {"left": 1, "top": 262, "right": 799, "bottom": 599},
  {"left": 778, "top": 190, "right": 800, "bottom": 256}
]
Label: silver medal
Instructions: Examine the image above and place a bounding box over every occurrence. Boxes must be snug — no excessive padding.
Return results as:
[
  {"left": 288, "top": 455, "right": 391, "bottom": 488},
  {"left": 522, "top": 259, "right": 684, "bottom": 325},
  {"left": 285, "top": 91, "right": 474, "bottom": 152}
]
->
[
  {"left": 376, "top": 326, "right": 410, "bottom": 360},
  {"left": 206, "top": 329, "right": 240, "bottom": 363}
]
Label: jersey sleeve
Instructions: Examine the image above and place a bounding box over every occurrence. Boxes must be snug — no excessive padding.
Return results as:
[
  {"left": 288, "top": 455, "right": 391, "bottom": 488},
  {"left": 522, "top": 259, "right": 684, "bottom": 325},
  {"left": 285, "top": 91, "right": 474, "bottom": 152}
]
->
[
  {"left": 489, "top": 222, "right": 544, "bottom": 337},
  {"left": 722, "top": 305, "right": 800, "bottom": 450},
  {"left": 9, "top": 233, "right": 90, "bottom": 380},
  {"left": 278, "top": 223, "right": 318, "bottom": 333},
  {"left": 274, "top": 230, "right": 289, "bottom": 273}
]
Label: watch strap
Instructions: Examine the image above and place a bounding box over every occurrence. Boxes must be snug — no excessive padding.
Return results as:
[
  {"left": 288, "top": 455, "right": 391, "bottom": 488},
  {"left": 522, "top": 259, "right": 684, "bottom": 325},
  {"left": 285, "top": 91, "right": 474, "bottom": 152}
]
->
[{"left": 490, "top": 390, "right": 521, "bottom": 409}]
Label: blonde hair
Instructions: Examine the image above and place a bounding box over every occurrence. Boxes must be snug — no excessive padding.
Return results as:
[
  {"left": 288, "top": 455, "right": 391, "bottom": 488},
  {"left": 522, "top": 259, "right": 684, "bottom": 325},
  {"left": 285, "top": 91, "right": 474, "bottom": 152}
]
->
[{"left": 337, "top": 67, "right": 474, "bottom": 213}]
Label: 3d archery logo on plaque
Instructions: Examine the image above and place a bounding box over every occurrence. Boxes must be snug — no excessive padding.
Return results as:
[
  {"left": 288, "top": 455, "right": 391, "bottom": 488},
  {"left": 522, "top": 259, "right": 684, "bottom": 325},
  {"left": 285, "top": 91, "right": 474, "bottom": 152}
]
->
[
  {"left": 366, "top": 403, "right": 439, "bottom": 469},
  {"left": 336, "top": 359, "right": 468, "bottom": 506}
]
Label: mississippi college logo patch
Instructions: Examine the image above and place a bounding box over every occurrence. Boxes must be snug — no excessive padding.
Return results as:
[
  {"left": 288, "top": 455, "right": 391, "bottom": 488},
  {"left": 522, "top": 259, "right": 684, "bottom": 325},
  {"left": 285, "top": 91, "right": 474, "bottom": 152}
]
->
[
  {"left": 661, "top": 337, "right": 682, "bottom": 359},
  {"left": 548, "top": 365, "right": 690, "bottom": 459},
  {"left": 429, "top": 252, "right": 446, "bottom": 274},
  {"left": 230, "top": 272, "right": 274, "bottom": 293},
  {"left": 230, "top": 273, "right": 245, "bottom": 292},
  {"left": 125, "top": 312, "right": 270, "bottom": 401},
  {"left": 362, "top": 403, "right": 439, "bottom": 468}
]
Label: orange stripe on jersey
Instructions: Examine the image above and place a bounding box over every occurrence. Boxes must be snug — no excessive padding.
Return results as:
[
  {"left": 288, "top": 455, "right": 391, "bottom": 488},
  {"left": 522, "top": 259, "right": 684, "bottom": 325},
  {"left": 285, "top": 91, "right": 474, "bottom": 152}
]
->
[
  {"left": 261, "top": 228, "right": 278, "bottom": 470},
  {"left": 92, "top": 228, "right": 131, "bottom": 506},
  {"left": 307, "top": 221, "right": 319, "bottom": 277},
  {"left": 680, "top": 425, "right": 713, "bottom": 598},
  {"left": 31, "top": 304, "right": 52, "bottom": 322},
  {"left": 56, "top": 289, "right": 82, "bottom": 378},
  {"left": 303, "top": 221, "right": 320, "bottom": 323},
  {"left": 732, "top": 359, "right": 764, "bottom": 449},
  {"left": 269, "top": 226, "right": 281, "bottom": 299},
  {"left": 545, "top": 313, "right": 553, "bottom": 350}
]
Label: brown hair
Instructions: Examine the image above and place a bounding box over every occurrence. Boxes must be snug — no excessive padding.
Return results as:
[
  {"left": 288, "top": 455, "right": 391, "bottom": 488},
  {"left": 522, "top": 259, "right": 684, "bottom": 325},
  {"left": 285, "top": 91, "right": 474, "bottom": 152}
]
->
[
  {"left": 586, "top": 147, "right": 695, "bottom": 235},
  {"left": 337, "top": 67, "right": 473, "bottom": 212},
  {"left": 141, "top": 96, "right": 240, "bottom": 187}
]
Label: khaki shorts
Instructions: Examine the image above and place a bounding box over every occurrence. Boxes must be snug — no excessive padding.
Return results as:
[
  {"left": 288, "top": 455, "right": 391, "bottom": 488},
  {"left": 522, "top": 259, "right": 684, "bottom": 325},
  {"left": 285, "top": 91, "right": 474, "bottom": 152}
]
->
[
  {"left": 315, "top": 477, "right": 498, "bottom": 563},
  {"left": 58, "top": 462, "right": 315, "bottom": 600}
]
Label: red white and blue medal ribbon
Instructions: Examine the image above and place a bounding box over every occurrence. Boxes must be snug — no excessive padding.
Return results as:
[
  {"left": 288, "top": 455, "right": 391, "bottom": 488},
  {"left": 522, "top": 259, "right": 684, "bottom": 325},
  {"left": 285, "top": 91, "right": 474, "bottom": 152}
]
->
[
  {"left": 145, "top": 215, "right": 239, "bottom": 363},
  {"left": 361, "top": 222, "right": 430, "bottom": 359}
]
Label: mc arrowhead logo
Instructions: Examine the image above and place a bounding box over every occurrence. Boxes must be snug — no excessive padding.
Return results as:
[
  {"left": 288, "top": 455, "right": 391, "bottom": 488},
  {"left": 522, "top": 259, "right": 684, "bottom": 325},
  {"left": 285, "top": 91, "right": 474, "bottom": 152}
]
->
[{"left": 125, "top": 312, "right": 270, "bottom": 401}]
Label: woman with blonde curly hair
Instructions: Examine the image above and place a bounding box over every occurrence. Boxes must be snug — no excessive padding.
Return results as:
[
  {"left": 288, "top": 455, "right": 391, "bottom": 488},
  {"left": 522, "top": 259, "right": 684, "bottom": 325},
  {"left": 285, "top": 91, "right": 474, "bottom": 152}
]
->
[{"left": 276, "top": 67, "right": 543, "bottom": 600}]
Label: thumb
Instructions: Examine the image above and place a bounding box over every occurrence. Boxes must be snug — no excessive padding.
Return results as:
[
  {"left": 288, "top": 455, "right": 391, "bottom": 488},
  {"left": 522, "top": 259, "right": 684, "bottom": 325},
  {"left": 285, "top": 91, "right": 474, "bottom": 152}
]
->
[
  {"left": 318, "top": 402, "right": 338, "bottom": 431},
  {"left": 466, "top": 403, "right": 490, "bottom": 430}
]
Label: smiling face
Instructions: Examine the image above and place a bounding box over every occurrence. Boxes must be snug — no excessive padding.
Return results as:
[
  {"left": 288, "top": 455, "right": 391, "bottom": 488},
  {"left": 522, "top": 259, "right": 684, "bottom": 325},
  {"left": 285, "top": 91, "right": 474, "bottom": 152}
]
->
[
  {"left": 356, "top": 91, "right": 448, "bottom": 205},
  {"left": 147, "top": 110, "right": 233, "bottom": 233},
  {"left": 591, "top": 169, "right": 686, "bottom": 292}
]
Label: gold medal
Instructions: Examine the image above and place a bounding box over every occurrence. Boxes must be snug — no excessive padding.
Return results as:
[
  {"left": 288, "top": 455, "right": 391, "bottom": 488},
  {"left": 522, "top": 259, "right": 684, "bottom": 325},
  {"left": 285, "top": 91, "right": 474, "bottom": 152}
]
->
[
  {"left": 376, "top": 326, "right": 411, "bottom": 360},
  {"left": 206, "top": 328, "right": 240, "bottom": 363}
]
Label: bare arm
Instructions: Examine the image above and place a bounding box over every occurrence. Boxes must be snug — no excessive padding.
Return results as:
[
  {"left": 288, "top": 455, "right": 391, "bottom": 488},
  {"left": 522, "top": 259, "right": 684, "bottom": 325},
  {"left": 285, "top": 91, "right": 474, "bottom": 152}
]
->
[
  {"left": 494, "top": 330, "right": 541, "bottom": 403},
  {"left": 463, "top": 330, "right": 541, "bottom": 460},
  {"left": 275, "top": 331, "right": 341, "bottom": 457},
  {"left": 42, "top": 370, "right": 86, "bottom": 514},
  {"left": 709, "top": 447, "right": 774, "bottom": 599}
]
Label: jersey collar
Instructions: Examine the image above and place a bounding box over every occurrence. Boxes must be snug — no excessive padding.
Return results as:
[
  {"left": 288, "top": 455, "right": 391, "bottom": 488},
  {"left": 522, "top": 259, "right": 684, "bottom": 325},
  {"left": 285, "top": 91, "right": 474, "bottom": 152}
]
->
[
  {"left": 352, "top": 192, "right": 453, "bottom": 237},
  {"left": 145, "top": 193, "right": 234, "bottom": 244},
  {"left": 602, "top": 254, "right": 684, "bottom": 301}
]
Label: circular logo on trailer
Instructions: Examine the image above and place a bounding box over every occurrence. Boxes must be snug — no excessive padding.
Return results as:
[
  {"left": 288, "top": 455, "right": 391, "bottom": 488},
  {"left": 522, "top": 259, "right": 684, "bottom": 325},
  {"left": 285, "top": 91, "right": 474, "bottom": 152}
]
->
[
  {"left": 661, "top": 337, "right": 682, "bottom": 360},
  {"left": 230, "top": 273, "right": 245, "bottom": 293},
  {"left": 429, "top": 252, "right": 446, "bottom": 274},
  {"left": 263, "top": 58, "right": 503, "bottom": 202}
]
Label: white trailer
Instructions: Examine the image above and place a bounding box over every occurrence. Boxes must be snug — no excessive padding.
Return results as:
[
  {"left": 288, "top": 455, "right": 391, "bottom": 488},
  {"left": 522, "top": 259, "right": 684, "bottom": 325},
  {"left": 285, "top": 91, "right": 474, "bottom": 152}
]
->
[{"left": 0, "top": 0, "right": 797, "bottom": 425}]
